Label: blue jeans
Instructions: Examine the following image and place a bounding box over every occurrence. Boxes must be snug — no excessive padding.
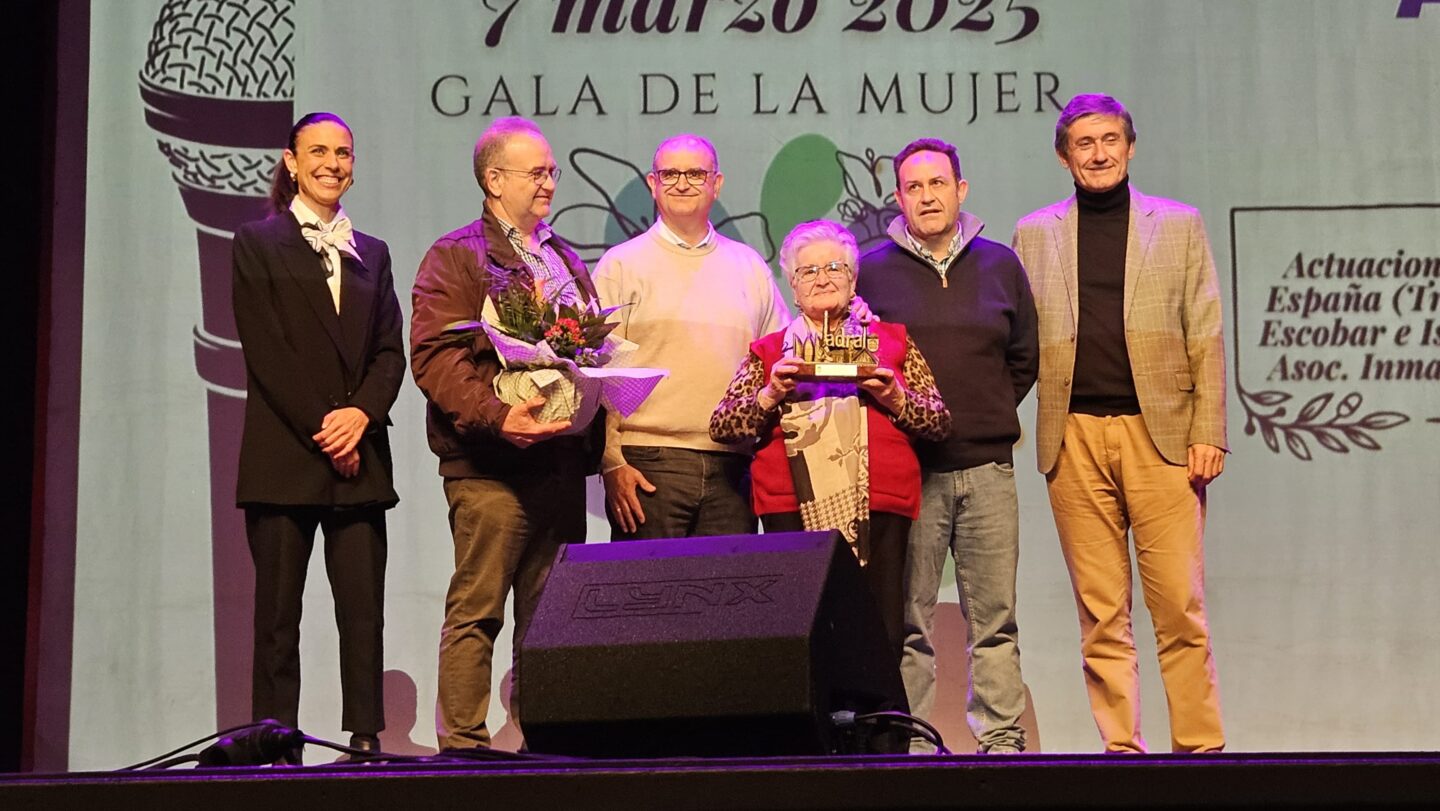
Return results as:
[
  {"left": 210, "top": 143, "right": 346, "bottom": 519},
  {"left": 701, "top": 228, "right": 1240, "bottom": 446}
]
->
[
  {"left": 608, "top": 446, "right": 757, "bottom": 541},
  {"left": 902, "top": 462, "right": 1027, "bottom": 753}
]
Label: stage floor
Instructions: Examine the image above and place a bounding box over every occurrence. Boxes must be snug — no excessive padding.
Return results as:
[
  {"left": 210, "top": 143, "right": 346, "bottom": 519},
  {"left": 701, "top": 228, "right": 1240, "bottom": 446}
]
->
[{"left": 2, "top": 751, "right": 1438, "bottom": 810}]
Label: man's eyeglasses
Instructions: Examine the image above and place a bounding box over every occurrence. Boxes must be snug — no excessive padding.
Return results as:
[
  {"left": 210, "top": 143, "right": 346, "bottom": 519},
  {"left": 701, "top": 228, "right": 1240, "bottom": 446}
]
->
[
  {"left": 653, "top": 168, "right": 711, "bottom": 186},
  {"left": 497, "top": 166, "right": 561, "bottom": 185},
  {"left": 792, "top": 261, "right": 853, "bottom": 285}
]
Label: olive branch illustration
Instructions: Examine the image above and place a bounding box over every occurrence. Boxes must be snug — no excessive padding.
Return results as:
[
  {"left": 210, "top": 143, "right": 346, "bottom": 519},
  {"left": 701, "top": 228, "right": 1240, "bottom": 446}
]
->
[
  {"left": 1227, "top": 205, "right": 1425, "bottom": 462},
  {"left": 1237, "top": 385, "right": 1409, "bottom": 461}
]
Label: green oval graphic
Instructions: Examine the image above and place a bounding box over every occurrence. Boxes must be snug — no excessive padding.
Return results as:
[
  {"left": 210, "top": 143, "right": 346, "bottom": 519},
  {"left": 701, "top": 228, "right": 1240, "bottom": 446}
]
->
[{"left": 760, "top": 133, "right": 845, "bottom": 274}]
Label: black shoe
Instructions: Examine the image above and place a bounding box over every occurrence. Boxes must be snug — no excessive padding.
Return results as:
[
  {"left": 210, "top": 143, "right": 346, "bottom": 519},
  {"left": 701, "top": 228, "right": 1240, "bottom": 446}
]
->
[{"left": 349, "top": 733, "right": 381, "bottom": 754}]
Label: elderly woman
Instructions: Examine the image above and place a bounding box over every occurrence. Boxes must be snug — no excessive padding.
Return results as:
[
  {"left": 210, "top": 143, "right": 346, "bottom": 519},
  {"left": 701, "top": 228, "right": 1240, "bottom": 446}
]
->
[{"left": 710, "top": 220, "right": 950, "bottom": 658}]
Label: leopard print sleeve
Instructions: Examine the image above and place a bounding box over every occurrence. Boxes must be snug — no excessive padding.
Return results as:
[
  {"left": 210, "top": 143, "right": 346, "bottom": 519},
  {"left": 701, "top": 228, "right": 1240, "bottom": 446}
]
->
[
  {"left": 709, "top": 351, "right": 776, "bottom": 444},
  {"left": 893, "top": 335, "right": 952, "bottom": 442}
]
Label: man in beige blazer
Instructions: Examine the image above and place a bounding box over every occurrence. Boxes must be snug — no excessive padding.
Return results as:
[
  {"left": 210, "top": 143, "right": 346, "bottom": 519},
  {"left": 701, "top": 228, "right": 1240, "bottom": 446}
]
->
[{"left": 1012, "top": 94, "right": 1227, "bottom": 753}]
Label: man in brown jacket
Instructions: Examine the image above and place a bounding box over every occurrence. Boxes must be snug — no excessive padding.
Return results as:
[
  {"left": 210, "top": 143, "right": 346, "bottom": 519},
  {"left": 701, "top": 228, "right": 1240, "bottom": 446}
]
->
[
  {"left": 1012, "top": 94, "right": 1227, "bottom": 753},
  {"left": 410, "top": 117, "right": 598, "bottom": 751}
]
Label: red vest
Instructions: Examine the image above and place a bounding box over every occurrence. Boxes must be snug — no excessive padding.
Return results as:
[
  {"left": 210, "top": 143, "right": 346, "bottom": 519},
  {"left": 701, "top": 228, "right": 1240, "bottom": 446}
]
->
[{"left": 748, "top": 321, "right": 922, "bottom": 519}]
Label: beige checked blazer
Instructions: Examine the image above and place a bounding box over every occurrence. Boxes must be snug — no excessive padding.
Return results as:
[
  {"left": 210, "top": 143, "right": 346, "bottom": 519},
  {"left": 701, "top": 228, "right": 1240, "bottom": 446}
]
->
[{"left": 1012, "top": 186, "right": 1227, "bottom": 474}]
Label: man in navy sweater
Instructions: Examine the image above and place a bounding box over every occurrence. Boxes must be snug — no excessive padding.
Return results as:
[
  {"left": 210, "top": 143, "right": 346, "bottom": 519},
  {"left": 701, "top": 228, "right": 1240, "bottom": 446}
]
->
[{"left": 855, "top": 138, "right": 1038, "bottom": 754}]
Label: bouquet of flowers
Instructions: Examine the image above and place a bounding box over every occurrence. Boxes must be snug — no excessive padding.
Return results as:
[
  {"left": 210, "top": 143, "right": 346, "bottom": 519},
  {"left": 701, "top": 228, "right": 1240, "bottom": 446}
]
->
[{"left": 444, "top": 269, "right": 666, "bottom": 434}]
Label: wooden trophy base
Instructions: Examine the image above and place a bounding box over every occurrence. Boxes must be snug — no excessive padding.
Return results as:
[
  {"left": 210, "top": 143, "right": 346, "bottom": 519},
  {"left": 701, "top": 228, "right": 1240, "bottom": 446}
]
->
[{"left": 793, "top": 361, "right": 881, "bottom": 382}]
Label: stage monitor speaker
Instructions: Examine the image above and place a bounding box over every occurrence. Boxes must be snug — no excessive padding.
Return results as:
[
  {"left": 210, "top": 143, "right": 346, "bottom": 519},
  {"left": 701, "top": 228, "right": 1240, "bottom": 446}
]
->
[{"left": 516, "top": 530, "right": 907, "bottom": 758}]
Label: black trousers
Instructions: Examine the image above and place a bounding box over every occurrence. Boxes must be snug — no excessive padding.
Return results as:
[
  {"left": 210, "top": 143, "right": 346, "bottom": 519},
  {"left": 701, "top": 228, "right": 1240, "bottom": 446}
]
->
[
  {"left": 760, "top": 510, "right": 910, "bottom": 664},
  {"left": 246, "top": 505, "right": 387, "bottom": 734}
]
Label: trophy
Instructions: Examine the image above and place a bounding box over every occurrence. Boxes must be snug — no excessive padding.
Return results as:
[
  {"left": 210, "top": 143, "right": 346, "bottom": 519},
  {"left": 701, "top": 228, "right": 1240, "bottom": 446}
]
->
[
  {"left": 140, "top": 0, "right": 295, "bottom": 728},
  {"left": 792, "top": 311, "right": 884, "bottom": 381}
]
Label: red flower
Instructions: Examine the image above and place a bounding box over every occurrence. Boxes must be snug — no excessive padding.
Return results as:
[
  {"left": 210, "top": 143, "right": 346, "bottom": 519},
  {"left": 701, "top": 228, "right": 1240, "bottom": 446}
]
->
[{"left": 545, "top": 317, "right": 585, "bottom": 346}]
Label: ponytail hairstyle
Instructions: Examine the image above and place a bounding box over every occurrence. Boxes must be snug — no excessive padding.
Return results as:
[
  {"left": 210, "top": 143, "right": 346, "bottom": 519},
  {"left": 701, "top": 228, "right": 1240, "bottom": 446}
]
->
[{"left": 267, "top": 111, "right": 353, "bottom": 214}]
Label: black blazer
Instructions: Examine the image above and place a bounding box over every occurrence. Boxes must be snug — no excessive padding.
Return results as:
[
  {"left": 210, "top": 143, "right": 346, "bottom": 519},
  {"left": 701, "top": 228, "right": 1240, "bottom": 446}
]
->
[{"left": 232, "top": 213, "right": 405, "bottom": 508}]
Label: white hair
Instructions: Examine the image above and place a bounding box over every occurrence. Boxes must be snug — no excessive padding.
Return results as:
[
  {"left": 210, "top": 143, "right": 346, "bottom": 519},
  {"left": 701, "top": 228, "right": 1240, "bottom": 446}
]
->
[{"left": 779, "top": 220, "right": 860, "bottom": 281}]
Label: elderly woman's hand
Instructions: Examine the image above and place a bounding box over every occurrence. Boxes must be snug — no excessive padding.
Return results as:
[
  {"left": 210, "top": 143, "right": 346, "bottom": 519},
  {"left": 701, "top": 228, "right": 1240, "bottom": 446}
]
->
[
  {"left": 758, "top": 358, "right": 802, "bottom": 410},
  {"left": 859, "top": 366, "right": 907, "bottom": 415}
]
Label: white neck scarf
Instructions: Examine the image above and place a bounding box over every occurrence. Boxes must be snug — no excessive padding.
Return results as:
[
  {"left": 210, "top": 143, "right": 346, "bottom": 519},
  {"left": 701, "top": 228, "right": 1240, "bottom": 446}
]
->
[
  {"left": 290, "top": 197, "right": 358, "bottom": 312},
  {"left": 778, "top": 314, "right": 872, "bottom": 564}
]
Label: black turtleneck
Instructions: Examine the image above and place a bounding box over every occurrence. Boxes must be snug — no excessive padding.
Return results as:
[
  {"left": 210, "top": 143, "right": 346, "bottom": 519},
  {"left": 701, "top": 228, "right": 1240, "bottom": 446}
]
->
[{"left": 1071, "top": 180, "right": 1140, "bottom": 416}]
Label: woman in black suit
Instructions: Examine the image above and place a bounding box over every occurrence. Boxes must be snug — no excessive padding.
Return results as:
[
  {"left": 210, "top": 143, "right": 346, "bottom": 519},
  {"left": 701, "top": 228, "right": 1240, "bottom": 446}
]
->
[{"left": 232, "top": 112, "right": 404, "bottom": 756}]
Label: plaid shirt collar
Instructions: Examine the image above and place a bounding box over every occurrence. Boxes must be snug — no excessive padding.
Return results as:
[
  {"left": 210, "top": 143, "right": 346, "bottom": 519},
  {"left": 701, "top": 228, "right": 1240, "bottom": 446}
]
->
[
  {"left": 495, "top": 215, "right": 556, "bottom": 251},
  {"left": 903, "top": 223, "right": 964, "bottom": 275},
  {"left": 494, "top": 214, "right": 580, "bottom": 307}
]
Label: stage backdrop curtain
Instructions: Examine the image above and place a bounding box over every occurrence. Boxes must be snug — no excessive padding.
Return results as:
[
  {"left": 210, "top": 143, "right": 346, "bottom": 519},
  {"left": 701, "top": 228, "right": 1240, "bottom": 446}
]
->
[{"left": 42, "top": 0, "right": 1438, "bottom": 769}]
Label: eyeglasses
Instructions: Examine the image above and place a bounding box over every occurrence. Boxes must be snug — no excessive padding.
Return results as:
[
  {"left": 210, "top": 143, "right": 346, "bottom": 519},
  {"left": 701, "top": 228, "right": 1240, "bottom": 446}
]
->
[
  {"left": 792, "top": 261, "right": 853, "bottom": 285},
  {"left": 653, "top": 168, "right": 711, "bottom": 186},
  {"left": 496, "top": 166, "right": 561, "bottom": 185}
]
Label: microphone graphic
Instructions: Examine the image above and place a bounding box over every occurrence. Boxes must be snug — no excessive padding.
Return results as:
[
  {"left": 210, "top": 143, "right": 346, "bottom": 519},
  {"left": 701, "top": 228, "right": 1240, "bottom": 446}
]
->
[{"left": 139, "top": 0, "right": 294, "bottom": 728}]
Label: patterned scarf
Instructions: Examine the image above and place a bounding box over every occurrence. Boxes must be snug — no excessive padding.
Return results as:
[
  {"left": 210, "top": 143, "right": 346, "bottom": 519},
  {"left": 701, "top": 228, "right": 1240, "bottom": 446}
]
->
[{"left": 778, "top": 312, "right": 871, "bottom": 565}]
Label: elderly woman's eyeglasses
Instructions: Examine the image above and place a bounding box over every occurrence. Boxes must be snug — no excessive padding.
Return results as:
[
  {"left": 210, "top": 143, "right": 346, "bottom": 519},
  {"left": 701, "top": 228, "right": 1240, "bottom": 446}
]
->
[
  {"left": 496, "top": 166, "right": 562, "bottom": 185},
  {"left": 792, "top": 261, "right": 852, "bottom": 285},
  {"left": 654, "top": 168, "right": 711, "bottom": 186}
]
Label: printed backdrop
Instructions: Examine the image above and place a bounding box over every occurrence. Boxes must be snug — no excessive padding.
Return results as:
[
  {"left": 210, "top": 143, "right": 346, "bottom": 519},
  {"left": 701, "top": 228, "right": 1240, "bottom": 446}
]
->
[{"left": 45, "top": 0, "right": 1439, "bottom": 768}]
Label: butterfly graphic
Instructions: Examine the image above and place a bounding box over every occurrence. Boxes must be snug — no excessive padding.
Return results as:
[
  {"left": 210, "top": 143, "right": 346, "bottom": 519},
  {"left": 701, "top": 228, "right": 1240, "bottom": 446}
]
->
[
  {"left": 833, "top": 147, "right": 901, "bottom": 253},
  {"left": 550, "top": 147, "right": 775, "bottom": 264}
]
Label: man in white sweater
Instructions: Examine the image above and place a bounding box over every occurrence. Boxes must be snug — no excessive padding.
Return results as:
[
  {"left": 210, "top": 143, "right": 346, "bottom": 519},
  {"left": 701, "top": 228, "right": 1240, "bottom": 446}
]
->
[{"left": 593, "top": 134, "right": 790, "bottom": 540}]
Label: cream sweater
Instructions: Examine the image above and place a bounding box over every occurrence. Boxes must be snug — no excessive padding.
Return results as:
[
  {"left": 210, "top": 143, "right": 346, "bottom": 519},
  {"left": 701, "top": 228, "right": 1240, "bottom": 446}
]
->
[{"left": 593, "top": 222, "right": 789, "bottom": 471}]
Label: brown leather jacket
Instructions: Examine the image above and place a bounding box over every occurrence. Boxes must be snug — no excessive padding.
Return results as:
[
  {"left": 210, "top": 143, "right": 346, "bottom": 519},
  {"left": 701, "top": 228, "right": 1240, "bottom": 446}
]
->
[{"left": 410, "top": 207, "right": 601, "bottom": 478}]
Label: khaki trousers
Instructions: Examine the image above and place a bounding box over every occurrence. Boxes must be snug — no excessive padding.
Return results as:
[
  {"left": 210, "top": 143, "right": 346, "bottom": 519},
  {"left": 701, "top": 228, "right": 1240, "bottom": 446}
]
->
[{"left": 1046, "top": 414, "right": 1223, "bottom": 753}]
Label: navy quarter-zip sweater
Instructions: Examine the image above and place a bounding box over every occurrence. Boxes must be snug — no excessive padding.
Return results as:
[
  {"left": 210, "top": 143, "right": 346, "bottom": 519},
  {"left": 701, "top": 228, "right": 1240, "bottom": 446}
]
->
[{"left": 856, "top": 213, "right": 1038, "bottom": 472}]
